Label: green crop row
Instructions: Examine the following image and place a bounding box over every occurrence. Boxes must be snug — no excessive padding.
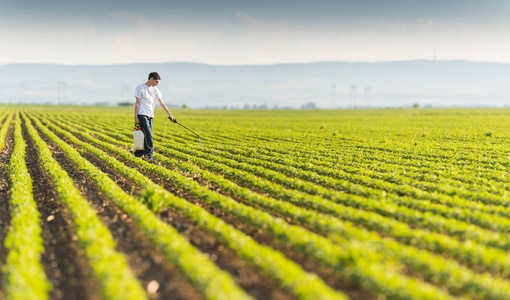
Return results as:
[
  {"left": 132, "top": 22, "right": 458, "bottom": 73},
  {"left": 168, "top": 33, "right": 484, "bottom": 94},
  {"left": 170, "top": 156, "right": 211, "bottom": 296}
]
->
[
  {"left": 202, "top": 136, "right": 510, "bottom": 205},
  {"left": 200, "top": 123, "right": 502, "bottom": 166},
  {"left": 200, "top": 141, "right": 510, "bottom": 231},
  {"left": 56, "top": 115, "right": 510, "bottom": 275},
  {"left": 61, "top": 115, "right": 510, "bottom": 247},
  {"left": 164, "top": 131, "right": 485, "bottom": 202},
  {"left": 335, "top": 155, "right": 508, "bottom": 199},
  {"left": 22, "top": 113, "right": 148, "bottom": 300},
  {"left": 177, "top": 132, "right": 510, "bottom": 226},
  {"left": 31, "top": 114, "right": 348, "bottom": 300},
  {"left": 25, "top": 114, "right": 252, "bottom": 300},
  {"left": 170, "top": 121, "right": 510, "bottom": 200},
  {"left": 259, "top": 136, "right": 510, "bottom": 204},
  {"left": 65, "top": 115, "right": 510, "bottom": 299},
  {"left": 70, "top": 114, "right": 510, "bottom": 206},
  {"left": 36, "top": 108, "right": 510, "bottom": 298},
  {"left": 68, "top": 114, "right": 510, "bottom": 278},
  {"left": 30, "top": 111, "right": 510, "bottom": 180},
  {"left": 51, "top": 111, "right": 510, "bottom": 176},
  {"left": 3, "top": 113, "right": 51, "bottom": 300},
  {"left": 147, "top": 133, "right": 510, "bottom": 250},
  {"left": 166, "top": 130, "right": 509, "bottom": 211},
  {"left": 200, "top": 132, "right": 510, "bottom": 214},
  {"left": 0, "top": 112, "right": 14, "bottom": 152},
  {"left": 177, "top": 135, "right": 505, "bottom": 206},
  {"left": 42, "top": 115, "right": 459, "bottom": 300}
]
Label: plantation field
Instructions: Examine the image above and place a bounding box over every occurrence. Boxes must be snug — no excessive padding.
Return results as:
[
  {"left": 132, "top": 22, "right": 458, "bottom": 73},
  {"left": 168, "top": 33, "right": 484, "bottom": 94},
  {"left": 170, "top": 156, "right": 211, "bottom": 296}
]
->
[{"left": 1, "top": 106, "right": 510, "bottom": 300}]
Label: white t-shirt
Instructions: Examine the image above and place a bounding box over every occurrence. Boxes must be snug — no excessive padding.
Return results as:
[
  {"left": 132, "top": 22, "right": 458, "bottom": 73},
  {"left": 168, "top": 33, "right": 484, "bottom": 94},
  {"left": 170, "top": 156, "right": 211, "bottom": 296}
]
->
[{"left": 134, "top": 83, "right": 163, "bottom": 117}]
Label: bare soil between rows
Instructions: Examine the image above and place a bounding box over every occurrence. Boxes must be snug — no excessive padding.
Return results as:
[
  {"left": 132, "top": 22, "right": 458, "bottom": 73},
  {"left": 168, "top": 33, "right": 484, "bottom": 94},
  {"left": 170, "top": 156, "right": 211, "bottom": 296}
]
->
[{"left": 54, "top": 121, "right": 376, "bottom": 300}]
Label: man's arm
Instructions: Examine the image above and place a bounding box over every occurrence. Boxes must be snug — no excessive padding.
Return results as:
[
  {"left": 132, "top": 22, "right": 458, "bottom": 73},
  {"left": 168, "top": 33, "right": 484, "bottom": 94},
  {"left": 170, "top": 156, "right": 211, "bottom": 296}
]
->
[
  {"left": 134, "top": 97, "right": 141, "bottom": 124},
  {"left": 158, "top": 98, "right": 176, "bottom": 122}
]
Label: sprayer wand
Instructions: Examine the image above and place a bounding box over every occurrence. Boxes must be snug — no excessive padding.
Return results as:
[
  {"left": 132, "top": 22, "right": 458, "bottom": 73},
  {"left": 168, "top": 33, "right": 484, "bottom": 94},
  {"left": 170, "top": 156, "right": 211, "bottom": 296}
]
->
[{"left": 169, "top": 117, "right": 200, "bottom": 138}]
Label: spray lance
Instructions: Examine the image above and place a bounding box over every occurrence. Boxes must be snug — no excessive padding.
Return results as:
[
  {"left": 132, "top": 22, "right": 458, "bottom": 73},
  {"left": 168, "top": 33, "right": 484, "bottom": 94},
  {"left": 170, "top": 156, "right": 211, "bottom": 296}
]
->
[{"left": 164, "top": 117, "right": 203, "bottom": 148}]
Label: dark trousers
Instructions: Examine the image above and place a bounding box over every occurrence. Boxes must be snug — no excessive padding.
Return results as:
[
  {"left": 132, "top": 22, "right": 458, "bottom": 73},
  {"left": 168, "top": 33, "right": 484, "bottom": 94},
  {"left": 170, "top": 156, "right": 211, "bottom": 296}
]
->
[{"left": 134, "top": 115, "right": 154, "bottom": 158}]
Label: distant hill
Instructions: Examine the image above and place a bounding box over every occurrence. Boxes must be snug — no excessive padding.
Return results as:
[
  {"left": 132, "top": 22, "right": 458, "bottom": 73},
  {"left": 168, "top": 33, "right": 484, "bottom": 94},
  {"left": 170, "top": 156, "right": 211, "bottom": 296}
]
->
[{"left": 1, "top": 60, "right": 509, "bottom": 108}]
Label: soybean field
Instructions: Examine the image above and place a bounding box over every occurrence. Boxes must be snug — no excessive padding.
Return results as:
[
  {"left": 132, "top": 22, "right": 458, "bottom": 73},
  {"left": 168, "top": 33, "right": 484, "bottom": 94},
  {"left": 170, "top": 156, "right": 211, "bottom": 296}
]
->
[{"left": 1, "top": 106, "right": 510, "bottom": 300}]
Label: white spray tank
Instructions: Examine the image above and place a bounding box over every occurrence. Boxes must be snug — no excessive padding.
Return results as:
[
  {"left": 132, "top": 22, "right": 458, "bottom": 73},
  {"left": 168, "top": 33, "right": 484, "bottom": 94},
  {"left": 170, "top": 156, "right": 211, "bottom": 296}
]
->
[{"left": 133, "top": 125, "right": 145, "bottom": 150}]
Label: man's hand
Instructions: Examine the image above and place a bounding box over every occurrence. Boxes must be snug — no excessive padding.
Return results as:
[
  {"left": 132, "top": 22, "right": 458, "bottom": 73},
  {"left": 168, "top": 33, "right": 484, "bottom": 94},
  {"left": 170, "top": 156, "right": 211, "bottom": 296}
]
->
[
  {"left": 168, "top": 116, "right": 177, "bottom": 123},
  {"left": 135, "top": 116, "right": 140, "bottom": 125}
]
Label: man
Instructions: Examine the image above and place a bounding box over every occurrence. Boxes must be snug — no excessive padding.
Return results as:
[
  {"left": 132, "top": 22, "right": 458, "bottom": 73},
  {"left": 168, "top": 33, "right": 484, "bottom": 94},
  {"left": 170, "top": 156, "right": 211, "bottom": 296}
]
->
[{"left": 134, "top": 72, "right": 176, "bottom": 160}]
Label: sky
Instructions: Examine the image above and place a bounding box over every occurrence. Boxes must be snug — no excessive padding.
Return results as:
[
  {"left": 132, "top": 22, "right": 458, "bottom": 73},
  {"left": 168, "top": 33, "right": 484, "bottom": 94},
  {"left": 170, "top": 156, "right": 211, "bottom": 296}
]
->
[{"left": 1, "top": 0, "right": 510, "bottom": 65}]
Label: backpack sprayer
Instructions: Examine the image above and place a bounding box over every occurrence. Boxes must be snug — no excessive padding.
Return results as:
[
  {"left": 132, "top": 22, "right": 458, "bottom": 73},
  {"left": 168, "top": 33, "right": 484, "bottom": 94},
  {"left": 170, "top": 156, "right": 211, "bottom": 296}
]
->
[{"left": 133, "top": 125, "right": 145, "bottom": 150}]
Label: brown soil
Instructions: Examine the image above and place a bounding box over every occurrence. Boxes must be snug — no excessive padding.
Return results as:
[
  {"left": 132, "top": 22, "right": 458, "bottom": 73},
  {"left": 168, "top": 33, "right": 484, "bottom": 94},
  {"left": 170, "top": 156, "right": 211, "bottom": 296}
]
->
[
  {"left": 22, "top": 122, "right": 102, "bottom": 300},
  {"left": 33, "top": 122, "right": 204, "bottom": 300},
  {"left": 48, "top": 125, "right": 296, "bottom": 300}
]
